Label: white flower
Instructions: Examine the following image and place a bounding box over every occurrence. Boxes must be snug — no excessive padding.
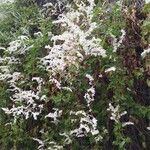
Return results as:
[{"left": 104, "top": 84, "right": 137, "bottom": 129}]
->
[
  {"left": 107, "top": 103, "right": 132, "bottom": 128},
  {"left": 107, "top": 103, "right": 121, "bottom": 123},
  {"left": 86, "top": 74, "right": 94, "bottom": 85},
  {"left": 112, "top": 29, "right": 126, "bottom": 52},
  {"left": 32, "top": 138, "right": 44, "bottom": 150},
  {"left": 7, "top": 36, "right": 31, "bottom": 54},
  {"left": 2, "top": 73, "right": 44, "bottom": 121},
  {"left": 70, "top": 110, "right": 86, "bottom": 116},
  {"left": 32, "top": 112, "right": 40, "bottom": 120},
  {"left": 70, "top": 112, "right": 99, "bottom": 138},
  {"left": 41, "top": 0, "right": 106, "bottom": 74},
  {"left": 43, "top": 2, "right": 53, "bottom": 7},
  {"left": 48, "top": 142, "right": 63, "bottom": 150},
  {"left": 50, "top": 78, "right": 61, "bottom": 89},
  {"left": 45, "top": 108, "right": 62, "bottom": 124},
  {"left": 2, "top": 108, "right": 12, "bottom": 115},
  {"left": 61, "top": 87, "right": 72, "bottom": 92},
  {"left": 122, "top": 122, "right": 134, "bottom": 127},
  {"left": 89, "top": 47, "right": 107, "bottom": 57},
  {"left": 0, "top": 47, "right": 6, "bottom": 50},
  {"left": 147, "top": 127, "right": 150, "bottom": 130},
  {"left": 95, "top": 135, "right": 103, "bottom": 142},
  {"left": 105, "top": 66, "right": 116, "bottom": 73},
  {"left": 45, "top": 45, "right": 51, "bottom": 49},
  {"left": 34, "top": 32, "right": 43, "bottom": 37},
  {"left": 41, "top": 45, "right": 66, "bottom": 74},
  {"left": 84, "top": 86, "right": 95, "bottom": 106},
  {"left": 141, "top": 47, "right": 150, "bottom": 58}
]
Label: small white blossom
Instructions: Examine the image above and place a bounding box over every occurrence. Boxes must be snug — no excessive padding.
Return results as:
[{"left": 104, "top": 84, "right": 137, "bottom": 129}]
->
[
  {"left": 61, "top": 87, "right": 72, "bottom": 92},
  {"left": 34, "top": 32, "right": 43, "bottom": 37},
  {"left": 107, "top": 103, "right": 125, "bottom": 123},
  {"left": 112, "top": 29, "right": 126, "bottom": 52},
  {"left": 45, "top": 108, "right": 62, "bottom": 124},
  {"left": 50, "top": 78, "right": 61, "bottom": 89},
  {"left": 147, "top": 127, "right": 150, "bottom": 130},
  {"left": 141, "top": 47, "right": 150, "bottom": 58},
  {"left": 105, "top": 66, "right": 116, "bottom": 73},
  {"left": 122, "top": 122, "right": 134, "bottom": 127},
  {"left": 32, "top": 138, "right": 44, "bottom": 150},
  {"left": 84, "top": 86, "right": 95, "bottom": 106},
  {"left": 86, "top": 74, "right": 94, "bottom": 85}
]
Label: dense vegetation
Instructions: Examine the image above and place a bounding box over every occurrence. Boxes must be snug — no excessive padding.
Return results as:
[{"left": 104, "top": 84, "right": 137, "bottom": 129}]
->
[{"left": 0, "top": 0, "right": 150, "bottom": 149}]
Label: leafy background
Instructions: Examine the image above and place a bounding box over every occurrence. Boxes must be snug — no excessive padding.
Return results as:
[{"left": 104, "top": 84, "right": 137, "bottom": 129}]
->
[{"left": 0, "top": 0, "right": 150, "bottom": 150}]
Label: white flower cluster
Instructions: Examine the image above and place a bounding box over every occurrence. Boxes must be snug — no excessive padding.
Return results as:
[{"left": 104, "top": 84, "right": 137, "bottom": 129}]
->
[
  {"left": 0, "top": 36, "right": 32, "bottom": 81},
  {"left": 67, "top": 74, "right": 100, "bottom": 141},
  {"left": 49, "top": 77, "right": 72, "bottom": 92},
  {"left": 41, "top": 0, "right": 106, "bottom": 75},
  {"left": 84, "top": 74, "right": 95, "bottom": 107},
  {"left": 84, "top": 86, "right": 95, "bottom": 107},
  {"left": 7, "top": 35, "right": 32, "bottom": 55},
  {"left": 45, "top": 108, "right": 62, "bottom": 124},
  {"left": 86, "top": 74, "right": 94, "bottom": 85},
  {"left": 42, "top": 0, "right": 66, "bottom": 17},
  {"left": 0, "top": 35, "right": 48, "bottom": 121},
  {"left": 32, "top": 138, "right": 45, "bottom": 150},
  {"left": 107, "top": 103, "right": 134, "bottom": 127},
  {"left": 111, "top": 29, "right": 126, "bottom": 52},
  {"left": 70, "top": 110, "right": 100, "bottom": 139},
  {"left": 32, "top": 138, "right": 63, "bottom": 150},
  {"left": 2, "top": 77, "right": 45, "bottom": 121}
]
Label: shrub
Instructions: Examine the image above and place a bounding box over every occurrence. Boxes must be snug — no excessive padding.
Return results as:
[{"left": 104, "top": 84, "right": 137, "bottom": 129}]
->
[{"left": 0, "top": 0, "right": 149, "bottom": 149}]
